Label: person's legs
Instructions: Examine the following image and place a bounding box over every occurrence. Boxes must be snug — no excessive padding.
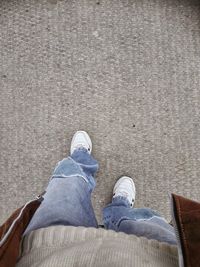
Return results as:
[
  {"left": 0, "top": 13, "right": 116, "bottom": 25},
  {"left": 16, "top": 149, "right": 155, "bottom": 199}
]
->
[
  {"left": 23, "top": 132, "right": 99, "bottom": 236},
  {"left": 102, "top": 176, "right": 177, "bottom": 245}
]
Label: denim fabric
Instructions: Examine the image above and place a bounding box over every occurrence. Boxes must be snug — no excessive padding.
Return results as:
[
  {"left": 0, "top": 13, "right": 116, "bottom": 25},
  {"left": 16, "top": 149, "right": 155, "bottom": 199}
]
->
[
  {"left": 23, "top": 148, "right": 176, "bottom": 245},
  {"left": 23, "top": 148, "right": 99, "bottom": 236},
  {"left": 103, "top": 196, "right": 177, "bottom": 245}
]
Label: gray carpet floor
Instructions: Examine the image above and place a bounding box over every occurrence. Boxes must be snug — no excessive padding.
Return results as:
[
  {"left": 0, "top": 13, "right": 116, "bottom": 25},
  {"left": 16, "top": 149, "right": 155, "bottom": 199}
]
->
[{"left": 0, "top": 0, "right": 200, "bottom": 225}]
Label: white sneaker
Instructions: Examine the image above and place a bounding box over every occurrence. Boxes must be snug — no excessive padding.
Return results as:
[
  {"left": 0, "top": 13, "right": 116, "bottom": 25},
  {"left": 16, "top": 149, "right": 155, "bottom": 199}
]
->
[
  {"left": 113, "top": 176, "right": 136, "bottom": 207},
  {"left": 70, "top": 131, "right": 92, "bottom": 155}
]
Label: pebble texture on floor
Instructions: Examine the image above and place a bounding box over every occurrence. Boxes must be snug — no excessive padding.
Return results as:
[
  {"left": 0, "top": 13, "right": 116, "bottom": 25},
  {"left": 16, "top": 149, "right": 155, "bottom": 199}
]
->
[{"left": 0, "top": 0, "right": 200, "bottom": 225}]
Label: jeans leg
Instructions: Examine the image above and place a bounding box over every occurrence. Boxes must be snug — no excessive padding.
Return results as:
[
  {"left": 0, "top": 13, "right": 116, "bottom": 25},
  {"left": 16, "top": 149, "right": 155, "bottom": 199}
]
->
[
  {"left": 23, "top": 148, "right": 99, "bottom": 236},
  {"left": 102, "top": 196, "right": 177, "bottom": 245}
]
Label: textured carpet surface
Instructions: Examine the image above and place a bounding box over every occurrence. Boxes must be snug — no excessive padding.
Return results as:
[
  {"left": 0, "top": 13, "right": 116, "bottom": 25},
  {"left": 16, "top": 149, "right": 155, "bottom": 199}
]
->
[{"left": 0, "top": 0, "right": 200, "bottom": 225}]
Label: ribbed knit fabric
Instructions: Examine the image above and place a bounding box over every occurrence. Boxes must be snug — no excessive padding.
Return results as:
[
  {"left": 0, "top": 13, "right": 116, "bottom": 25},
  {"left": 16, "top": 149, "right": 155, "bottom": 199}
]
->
[{"left": 16, "top": 226, "right": 178, "bottom": 267}]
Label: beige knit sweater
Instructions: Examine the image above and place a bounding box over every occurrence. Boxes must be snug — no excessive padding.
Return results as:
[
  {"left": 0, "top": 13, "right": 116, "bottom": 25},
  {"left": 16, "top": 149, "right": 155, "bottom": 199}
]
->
[{"left": 16, "top": 225, "right": 178, "bottom": 267}]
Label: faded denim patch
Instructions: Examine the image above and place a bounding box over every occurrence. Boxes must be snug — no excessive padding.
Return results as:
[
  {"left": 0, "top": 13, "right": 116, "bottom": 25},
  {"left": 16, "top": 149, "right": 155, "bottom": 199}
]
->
[{"left": 50, "top": 157, "right": 87, "bottom": 182}]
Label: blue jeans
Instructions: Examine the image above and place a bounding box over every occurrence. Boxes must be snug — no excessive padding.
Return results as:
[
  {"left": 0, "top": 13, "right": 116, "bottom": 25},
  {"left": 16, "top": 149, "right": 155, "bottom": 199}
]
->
[{"left": 23, "top": 148, "right": 177, "bottom": 245}]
